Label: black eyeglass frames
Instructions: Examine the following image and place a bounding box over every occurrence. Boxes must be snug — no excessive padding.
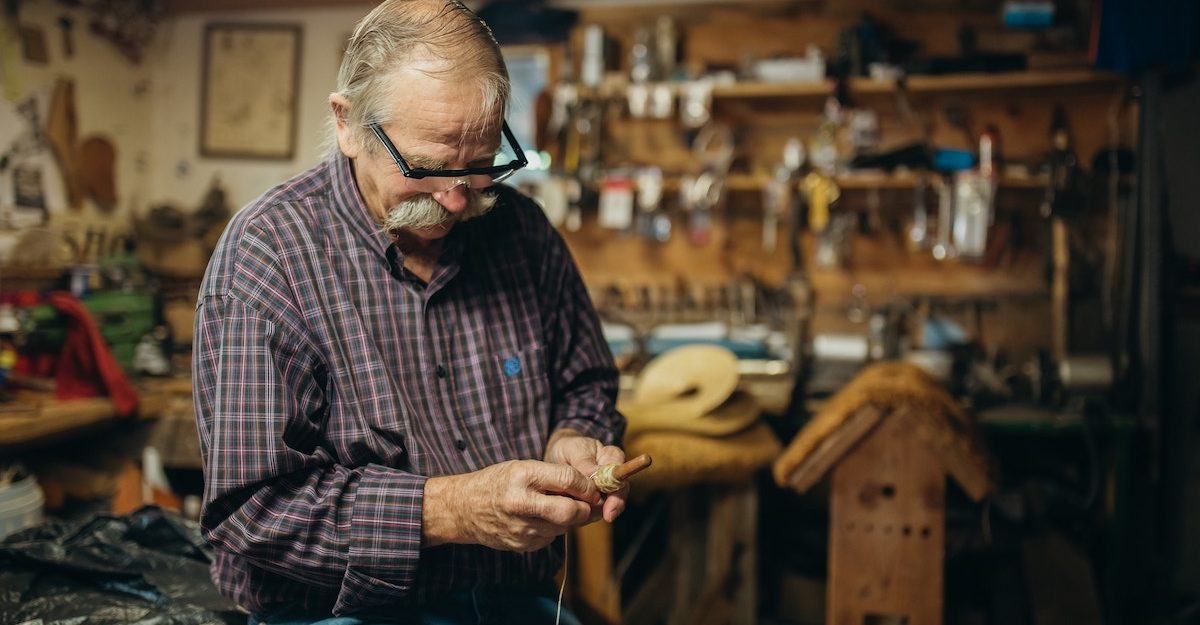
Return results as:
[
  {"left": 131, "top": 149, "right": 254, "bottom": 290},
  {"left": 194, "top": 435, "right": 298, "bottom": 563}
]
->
[{"left": 368, "top": 121, "right": 528, "bottom": 190}]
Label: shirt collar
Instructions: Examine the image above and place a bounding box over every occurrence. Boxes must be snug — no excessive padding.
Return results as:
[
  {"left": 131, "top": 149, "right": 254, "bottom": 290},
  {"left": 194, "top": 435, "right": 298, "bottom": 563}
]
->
[
  {"left": 329, "top": 153, "right": 393, "bottom": 260},
  {"left": 328, "top": 154, "right": 466, "bottom": 285}
]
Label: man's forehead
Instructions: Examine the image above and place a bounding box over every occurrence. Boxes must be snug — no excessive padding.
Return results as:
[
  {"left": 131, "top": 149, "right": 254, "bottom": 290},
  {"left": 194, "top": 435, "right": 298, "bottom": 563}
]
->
[{"left": 384, "top": 77, "right": 503, "bottom": 137}]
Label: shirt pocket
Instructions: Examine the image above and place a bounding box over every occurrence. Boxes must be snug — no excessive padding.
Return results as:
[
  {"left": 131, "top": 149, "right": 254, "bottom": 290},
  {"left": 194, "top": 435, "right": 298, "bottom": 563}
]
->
[{"left": 454, "top": 343, "right": 551, "bottom": 461}]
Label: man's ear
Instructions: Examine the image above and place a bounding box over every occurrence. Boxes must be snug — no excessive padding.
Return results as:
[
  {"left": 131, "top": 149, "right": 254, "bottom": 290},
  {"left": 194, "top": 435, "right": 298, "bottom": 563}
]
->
[{"left": 329, "top": 93, "right": 359, "bottom": 159}]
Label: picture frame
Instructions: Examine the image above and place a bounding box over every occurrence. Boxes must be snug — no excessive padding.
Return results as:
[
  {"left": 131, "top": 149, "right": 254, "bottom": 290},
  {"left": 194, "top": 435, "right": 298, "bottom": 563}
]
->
[{"left": 200, "top": 23, "right": 302, "bottom": 160}]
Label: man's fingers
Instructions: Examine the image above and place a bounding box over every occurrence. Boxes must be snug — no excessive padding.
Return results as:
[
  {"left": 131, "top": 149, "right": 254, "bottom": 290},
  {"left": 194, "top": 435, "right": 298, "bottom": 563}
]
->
[
  {"left": 507, "top": 518, "right": 565, "bottom": 552},
  {"left": 524, "top": 493, "right": 593, "bottom": 527},
  {"left": 595, "top": 445, "right": 626, "bottom": 468},
  {"left": 525, "top": 462, "right": 600, "bottom": 504},
  {"left": 602, "top": 490, "right": 628, "bottom": 523}
]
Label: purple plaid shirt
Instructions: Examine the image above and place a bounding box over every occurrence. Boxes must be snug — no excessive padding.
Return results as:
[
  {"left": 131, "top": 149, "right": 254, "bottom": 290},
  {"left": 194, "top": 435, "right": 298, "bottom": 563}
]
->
[{"left": 192, "top": 155, "right": 622, "bottom": 616}]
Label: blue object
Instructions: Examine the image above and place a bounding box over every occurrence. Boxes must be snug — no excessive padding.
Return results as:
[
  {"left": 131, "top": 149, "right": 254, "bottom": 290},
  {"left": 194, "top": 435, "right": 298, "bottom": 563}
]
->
[
  {"left": 644, "top": 337, "right": 772, "bottom": 360},
  {"left": 1002, "top": 2, "right": 1055, "bottom": 28},
  {"left": 922, "top": 315, "right": 969, "bottom": 349},
  {"left": 606, "top": 338, "right": 773, "bottom": 360},
  {"left": 503, "top": 356, "right": 522, "bottom": 377},
  {"left": 933, "top": 148, "right": 976, "bottom": 172}
]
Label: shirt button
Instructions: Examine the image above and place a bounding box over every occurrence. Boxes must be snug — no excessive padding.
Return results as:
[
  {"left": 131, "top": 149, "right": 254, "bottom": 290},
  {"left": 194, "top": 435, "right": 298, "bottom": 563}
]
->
[
  {"left": 455, "top": 439, "right": 467, "bottom": 451},
  {"left": 435, "top": 364, "right": 447, "bottom": 379}
]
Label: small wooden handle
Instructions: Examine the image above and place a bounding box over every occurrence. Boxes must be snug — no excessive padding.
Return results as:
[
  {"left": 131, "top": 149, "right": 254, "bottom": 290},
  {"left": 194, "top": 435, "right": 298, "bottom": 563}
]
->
[{"left": 612, "top": 454, "right": 652, "bottom": 481}]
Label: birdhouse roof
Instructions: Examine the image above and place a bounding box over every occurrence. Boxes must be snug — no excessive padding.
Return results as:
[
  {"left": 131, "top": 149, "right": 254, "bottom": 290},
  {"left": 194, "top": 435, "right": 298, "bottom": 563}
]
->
[{"left": 772, "top": 361, "right": 995, "bottom": 501}]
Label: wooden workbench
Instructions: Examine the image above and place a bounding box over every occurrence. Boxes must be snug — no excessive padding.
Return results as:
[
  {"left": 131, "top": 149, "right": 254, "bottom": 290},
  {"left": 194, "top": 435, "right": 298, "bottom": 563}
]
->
[{"left": 0, "top": 378, "right": 186, "bottom": 453}]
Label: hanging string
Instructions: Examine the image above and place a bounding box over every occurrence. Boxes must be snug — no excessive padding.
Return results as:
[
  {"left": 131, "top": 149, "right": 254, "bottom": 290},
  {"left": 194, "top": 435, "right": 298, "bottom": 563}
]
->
[
  {"left": 555, "top": 531, "right": 568, "bottom": 625},
  {"left": 555, "top": 465, "right": 622, "bottom": 624},
  {"left": 556, "top": 456, "right": 650, "bottom": 623}
]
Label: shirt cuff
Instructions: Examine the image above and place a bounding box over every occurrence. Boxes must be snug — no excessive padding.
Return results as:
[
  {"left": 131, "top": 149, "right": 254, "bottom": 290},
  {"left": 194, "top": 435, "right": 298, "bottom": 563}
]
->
[
  {"left": 553, "top": 413, "right": 625, "bottom": 447},
  {"left": 335, "top": 464, "right": 427, "bottom": 614}
]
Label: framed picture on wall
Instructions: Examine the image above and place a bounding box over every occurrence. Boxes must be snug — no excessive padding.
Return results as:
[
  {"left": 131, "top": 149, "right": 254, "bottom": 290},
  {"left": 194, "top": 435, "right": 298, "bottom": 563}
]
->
[{"left": 200, "top": 23, "right": 302, "bottom": 160}]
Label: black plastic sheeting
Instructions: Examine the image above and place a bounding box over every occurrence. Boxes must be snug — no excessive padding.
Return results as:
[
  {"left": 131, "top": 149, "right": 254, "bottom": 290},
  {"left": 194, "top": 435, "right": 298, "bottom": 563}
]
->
[{"left": 0, "top": 506, "right": 244, "bottom": 625}]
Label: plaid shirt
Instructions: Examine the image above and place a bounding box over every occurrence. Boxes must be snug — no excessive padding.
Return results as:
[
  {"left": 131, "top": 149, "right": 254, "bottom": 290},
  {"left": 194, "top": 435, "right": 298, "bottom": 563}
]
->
[{"left": 192, "top": 155, "right": 622, "bottom": 616}]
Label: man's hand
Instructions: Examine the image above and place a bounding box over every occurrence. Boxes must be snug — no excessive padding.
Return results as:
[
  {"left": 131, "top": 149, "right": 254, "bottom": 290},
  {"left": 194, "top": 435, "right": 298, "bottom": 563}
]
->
[
  {"left": 422, "top": 460, "right": 600, "bottom": 552},
  {"left": 544, "top": 429, "right": 628, "bottom": 523}
]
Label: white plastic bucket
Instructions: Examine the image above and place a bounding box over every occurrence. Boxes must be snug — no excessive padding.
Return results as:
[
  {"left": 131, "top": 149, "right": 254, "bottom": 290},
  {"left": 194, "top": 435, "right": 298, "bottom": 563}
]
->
[{"left": 0, "top": 473, "right": 45, "bottom": 540}]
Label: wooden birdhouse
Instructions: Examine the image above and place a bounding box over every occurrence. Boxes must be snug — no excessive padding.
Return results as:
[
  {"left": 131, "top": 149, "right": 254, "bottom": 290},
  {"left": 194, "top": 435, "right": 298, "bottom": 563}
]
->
[{"left": 773, "top": 362, "right": 995, "bottom": 625}]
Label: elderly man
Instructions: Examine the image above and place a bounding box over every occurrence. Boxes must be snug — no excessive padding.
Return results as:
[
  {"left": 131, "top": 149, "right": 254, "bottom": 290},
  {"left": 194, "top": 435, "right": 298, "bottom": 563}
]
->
[{"left": 192, "top": 1, "right": 626, "bottom": 623}]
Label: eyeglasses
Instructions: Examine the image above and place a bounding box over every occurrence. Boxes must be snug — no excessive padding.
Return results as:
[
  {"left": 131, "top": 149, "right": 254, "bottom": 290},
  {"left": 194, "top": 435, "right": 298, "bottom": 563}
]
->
[{"left": 368, "top": 121, "right": 528, "bottom": 194}]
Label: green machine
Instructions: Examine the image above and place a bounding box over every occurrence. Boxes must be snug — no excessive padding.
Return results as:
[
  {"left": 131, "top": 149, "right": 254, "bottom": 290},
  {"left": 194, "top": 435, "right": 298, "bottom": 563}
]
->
[{"left": 21, "top": 292, "right": 157, "bottom": 374}]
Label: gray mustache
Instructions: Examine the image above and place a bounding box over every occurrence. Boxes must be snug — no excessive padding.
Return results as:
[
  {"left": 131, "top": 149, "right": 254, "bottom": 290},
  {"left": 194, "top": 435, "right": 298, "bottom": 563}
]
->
[{"left": 384, "top": 190, "right": 498, "bottom": 234}]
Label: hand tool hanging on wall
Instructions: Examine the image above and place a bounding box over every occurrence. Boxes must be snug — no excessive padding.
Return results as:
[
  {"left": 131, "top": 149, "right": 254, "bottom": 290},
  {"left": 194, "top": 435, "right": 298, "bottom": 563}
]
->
[
  {"left": 79, "top": 135, "right": 117, "bottom": 213},
  {"left": 783, "top": 138, "right": 809, "bottom": 275},
  {"left": 953, "top": 126, "right": 1001, "bottom": 261},
  {"left": 804, "top": 171, "right": 842, "bottom": 268},
  {"left": 635, "top": 167, "right": 669, "bottom": 242},
  {"left": 56, "top": 15, "right": 73, "bottom": 58},
  {"left": 686, "top": 124, "right": 734, "bottom": 248},
  {"left": 46, "top": 78, "right": 83, "bottom": 210},
  {"left": 952, "top": 172, "right": 993, "bottom": 260},
  {"left": 909, "top": 174, "right": 931, "bottom": 250},
  {"left": 564, "top": 176, "right": 583, "bottom": 232},
  {"left": 932, "top": 174, "right": 955, "bottom": 261},
  {"left": 1039, "top": 105, "right": 1085, "bottom": 283},
  {"left": 683, "top": 171, "right": 720, "bottom": 247},
  {"left": 764, "top": 138, "right": 806, "bottom": 258},
  {"left": 763, "top": 167, "right": 786, "bottom": 254}
]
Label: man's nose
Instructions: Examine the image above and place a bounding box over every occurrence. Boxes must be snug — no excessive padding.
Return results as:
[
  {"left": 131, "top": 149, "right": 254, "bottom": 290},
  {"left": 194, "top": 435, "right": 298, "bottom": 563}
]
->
[{"left": 433, "top": 180, "right": 469, "bottom": 213}]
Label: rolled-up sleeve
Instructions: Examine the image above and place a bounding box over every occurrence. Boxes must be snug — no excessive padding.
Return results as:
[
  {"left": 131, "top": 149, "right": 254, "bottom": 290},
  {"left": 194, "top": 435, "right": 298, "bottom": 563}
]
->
[{"left": 193, "top": 284, "right": 426, "bottom": 614}]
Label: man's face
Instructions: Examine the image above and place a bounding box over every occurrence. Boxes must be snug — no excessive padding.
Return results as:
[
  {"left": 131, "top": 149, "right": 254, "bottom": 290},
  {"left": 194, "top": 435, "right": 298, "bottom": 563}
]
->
[{"left": 353, "top": 64, "right": 503, "bottom": 243}]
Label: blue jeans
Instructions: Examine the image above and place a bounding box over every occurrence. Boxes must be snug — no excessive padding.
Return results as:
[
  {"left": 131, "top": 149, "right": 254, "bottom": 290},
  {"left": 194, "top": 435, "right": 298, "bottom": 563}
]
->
[{"left": 248, "top": 590, "right": 582, "bottom": 625}]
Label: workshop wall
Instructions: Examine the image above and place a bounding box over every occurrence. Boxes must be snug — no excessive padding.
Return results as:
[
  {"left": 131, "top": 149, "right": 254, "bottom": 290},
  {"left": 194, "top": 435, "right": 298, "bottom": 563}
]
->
[
  {"left": 1, "top": 2, "right": 373, "bottom": 234},
  {"left": 143, "top": 5, "right": 367, "bottom": 211},
  {"left": 0, "top": 0, "right": 153, "bottom": 246}
]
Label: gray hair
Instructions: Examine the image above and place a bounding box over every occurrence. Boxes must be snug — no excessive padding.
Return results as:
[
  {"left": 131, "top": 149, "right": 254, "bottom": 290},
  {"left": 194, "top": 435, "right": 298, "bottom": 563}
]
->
[{"left": 329, "top": 0, "right": 510, "bottom": 158}]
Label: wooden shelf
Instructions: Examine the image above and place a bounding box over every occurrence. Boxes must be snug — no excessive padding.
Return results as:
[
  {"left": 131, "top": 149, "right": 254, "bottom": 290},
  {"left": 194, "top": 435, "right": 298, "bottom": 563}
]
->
[
  {"left": 581, "top": 70, "right": 1123, "bottom": 102},
  {"left": 711, "top": 69, "right": 1124, "bottom": 100},
  {"left": 664, "top": 172, "right": 1048, "bottom": 193},
  {"left": 0, "top": 381, "right": 179, "bottom": 452}
]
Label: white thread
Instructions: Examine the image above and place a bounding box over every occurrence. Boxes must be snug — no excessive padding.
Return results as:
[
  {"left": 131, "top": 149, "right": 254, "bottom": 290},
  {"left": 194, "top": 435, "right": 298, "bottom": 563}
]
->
[
  {"left": 555, "top": 532, "right": 568, "bottom": 625},
  {"left": 554, "top": 464, "right": 624, "bottom": 622},
  {"left": 590, "top": 464, "right": 623, "bottom": 493}
]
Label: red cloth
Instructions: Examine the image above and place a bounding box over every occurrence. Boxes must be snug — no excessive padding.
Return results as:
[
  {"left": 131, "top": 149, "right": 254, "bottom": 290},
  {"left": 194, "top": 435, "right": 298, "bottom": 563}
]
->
[{"left": 45, "top": 292, "right": 139, "bottom": 416}]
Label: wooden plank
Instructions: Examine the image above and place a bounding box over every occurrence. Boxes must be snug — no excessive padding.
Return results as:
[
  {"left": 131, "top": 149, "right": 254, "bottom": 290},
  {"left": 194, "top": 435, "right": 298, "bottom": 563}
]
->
[
  {"left": 1051, "top": 217, "right": 1070, "bottom": 361},
  {"left": 0, "top": 389, "right": 174, "bottom": 457},
  {"left": 0, "top": 398, "right": 118, "bottom": 447},
  {"left": 565, "top": 220, "right": 1051, "bottom": 298},
  {"left": 784, "top": 406, "right": 884, "bottom": 494},
  {"left": 828, "top": 415, "right": 946, "bottom": 625},
  {"left": 710, "top": 71, "right": 1122, "bottom": 99},
  {"left": 573, "top": 522, "right": 621, "bottom": 624},
  {"left": 622, "top": 547, "right": 679, "bottom": 625},
  {"left": 668, "top": 489, "right": 705, "bottom": 625},
  {"left": 663, "top": 172, "right": 1048, "bottom": 192},
  {"left": 906, "top": 70, "right": 1122, "bottom": 95},
  {"left": 893, "top": 406, "right": 994, "bottom": 502},
  {"left": 725, "top": 484, "right": 758, "bottom": 625}
]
